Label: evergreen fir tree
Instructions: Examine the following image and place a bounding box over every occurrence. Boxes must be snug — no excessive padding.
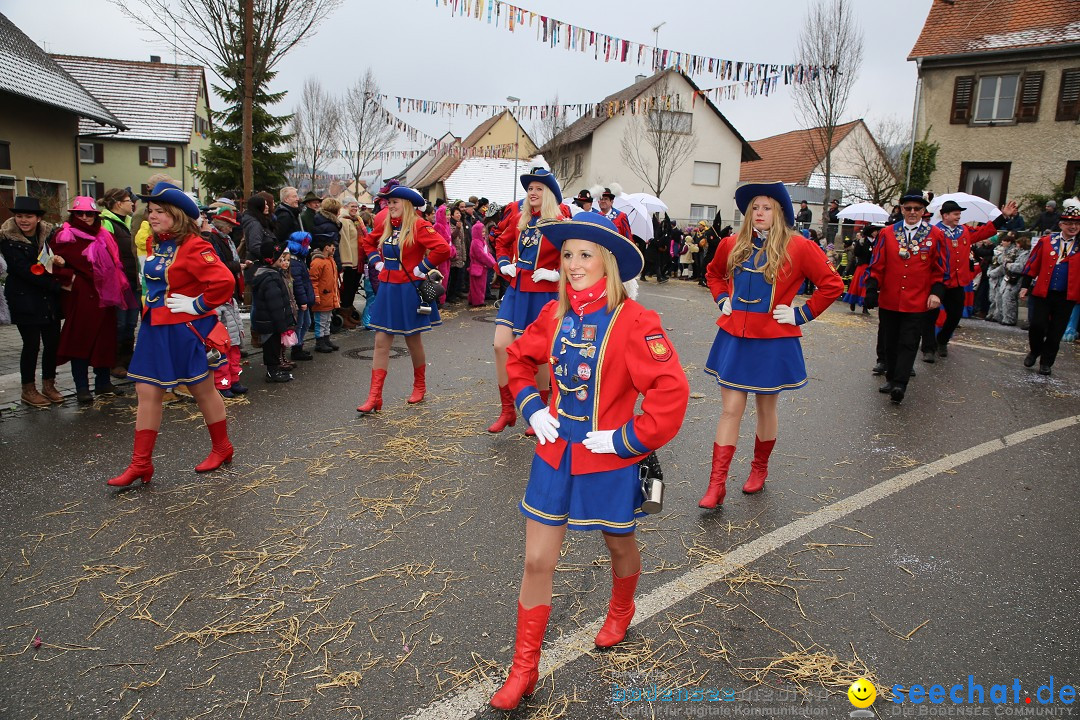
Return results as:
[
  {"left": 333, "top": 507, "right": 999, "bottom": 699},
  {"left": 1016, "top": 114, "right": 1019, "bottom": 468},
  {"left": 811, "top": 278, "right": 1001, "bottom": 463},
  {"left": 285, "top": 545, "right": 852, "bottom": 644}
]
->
[{"left": 196, "top": 66, "right": 293, "bottom": 196}]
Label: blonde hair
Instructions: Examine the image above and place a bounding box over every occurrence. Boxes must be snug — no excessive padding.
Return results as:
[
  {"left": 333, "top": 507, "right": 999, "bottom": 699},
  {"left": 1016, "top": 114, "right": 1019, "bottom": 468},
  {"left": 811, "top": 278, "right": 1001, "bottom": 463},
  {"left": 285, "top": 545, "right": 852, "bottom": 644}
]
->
[
  {"left": 552, "top": 241, "right": 627, "bottom": 324},
  {"left": 379, "top": 201, "right": 419, "bottom": 249},
  {"left": 320, "top": 197, "right": 342, "bottom": 215},
  {"left": 726, "top": 196, "right": 795, "bottom": 283},
  {"left": 149, "top": 201, "right": 201, "bottom": 245},
  {"left": 517, "top": 185, "right": 562, "bottom": 234}
]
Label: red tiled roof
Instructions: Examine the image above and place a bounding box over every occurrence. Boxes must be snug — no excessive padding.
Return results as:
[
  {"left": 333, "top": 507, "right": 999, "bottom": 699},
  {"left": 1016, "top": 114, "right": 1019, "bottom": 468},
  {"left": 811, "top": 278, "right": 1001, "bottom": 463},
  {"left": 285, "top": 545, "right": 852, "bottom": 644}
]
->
[
  {"left": 740, "top": 120, "right": 863, "bottom": 183},
  {"left": 909, "top": 0, "right": 1080, "bottom": 60}
]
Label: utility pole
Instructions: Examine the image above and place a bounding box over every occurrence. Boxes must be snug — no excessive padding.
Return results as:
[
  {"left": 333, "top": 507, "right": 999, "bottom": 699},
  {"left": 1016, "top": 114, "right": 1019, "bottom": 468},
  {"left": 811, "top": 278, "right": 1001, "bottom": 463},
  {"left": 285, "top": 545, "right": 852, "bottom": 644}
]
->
[
  {"left": 652, "top": 21, "right": 666, "bottom": 71},
  {"left": 242, "top": 0, "right": 254, "bottom": 198},
  {"left": 507, "top": 96, "right": 521, "bottom": 202}
]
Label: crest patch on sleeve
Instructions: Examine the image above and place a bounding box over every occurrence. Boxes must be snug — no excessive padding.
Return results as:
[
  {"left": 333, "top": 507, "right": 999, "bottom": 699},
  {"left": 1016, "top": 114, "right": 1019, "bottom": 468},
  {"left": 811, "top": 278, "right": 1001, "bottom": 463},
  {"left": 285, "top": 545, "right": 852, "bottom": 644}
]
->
[
  {"left": 201, "top": 250, "right": 217, "bottom": 263},
  {"left": 644, "top": 333, "right": 672, "bottom": 362}
]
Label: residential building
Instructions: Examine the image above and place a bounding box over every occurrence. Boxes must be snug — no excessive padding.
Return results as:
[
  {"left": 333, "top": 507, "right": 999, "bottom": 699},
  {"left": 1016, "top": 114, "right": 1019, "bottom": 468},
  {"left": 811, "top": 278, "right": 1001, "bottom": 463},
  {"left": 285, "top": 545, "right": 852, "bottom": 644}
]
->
[
  {"left": 908, "top": 0, "right": 1080, "bottom": 208},
  {"left": 52, "top": 54, "right": 213, "bottom": 198},
  {"left": 539, "top": 69, "right": 758, "bottom": 225},
  {"left": 0, "top": 12, "right": 124, "bottom": 221},
  {"left": 740, "top": 119, "right": 896, "bottom": 224}
]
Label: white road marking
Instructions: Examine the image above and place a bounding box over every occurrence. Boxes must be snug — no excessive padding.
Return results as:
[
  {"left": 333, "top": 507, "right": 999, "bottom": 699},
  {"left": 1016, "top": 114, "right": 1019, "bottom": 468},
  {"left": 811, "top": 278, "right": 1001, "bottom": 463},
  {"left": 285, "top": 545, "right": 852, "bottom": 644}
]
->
[
  {"left": 947, "top": 340, "right": 1027, "bottom": 357},
  {"left": 402, "top": 413, "right": 1080, "bottom": 720}
]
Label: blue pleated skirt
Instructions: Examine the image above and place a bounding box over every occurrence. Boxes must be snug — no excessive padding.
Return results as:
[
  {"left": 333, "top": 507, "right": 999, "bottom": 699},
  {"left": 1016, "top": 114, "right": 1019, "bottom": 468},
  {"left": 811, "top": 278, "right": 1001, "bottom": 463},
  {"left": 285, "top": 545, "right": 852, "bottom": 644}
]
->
[
  {"left": 842, "top": 264, "right": 870, "bottom": 305},
  {"left": 496, "top": 285, "right": 557, "bottom": 335},
  {"left": 127, "top": 315, "right": 226, "bottom": 388},
  {"left": 367, "top": 281, "right": 441, "bottom": 336},
  {"left": 704, "top": 329, "right": 807, "bottom": 394},
  {"left": 520, "top": 446, "right": 646, "bottom": 534}
]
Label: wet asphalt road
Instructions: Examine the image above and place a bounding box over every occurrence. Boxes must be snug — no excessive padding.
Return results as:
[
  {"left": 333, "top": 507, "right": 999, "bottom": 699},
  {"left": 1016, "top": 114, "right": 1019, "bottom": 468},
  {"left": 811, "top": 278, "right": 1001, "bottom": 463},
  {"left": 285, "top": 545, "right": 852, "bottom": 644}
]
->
[{"left": 1, "top": 279, "right": 1078, "bottom": 720}]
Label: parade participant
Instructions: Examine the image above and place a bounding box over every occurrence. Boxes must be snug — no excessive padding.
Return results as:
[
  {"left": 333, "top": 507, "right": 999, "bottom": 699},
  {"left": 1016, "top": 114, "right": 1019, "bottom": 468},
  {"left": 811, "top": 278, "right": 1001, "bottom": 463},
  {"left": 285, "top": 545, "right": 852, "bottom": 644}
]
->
[
  {"left": 0, "top": 196, "right": 64, "bottom": 406},
  {"left": 487, "top": 169, "right": 569, "bottom": 433},
  {"left": 843, "top": 224, "right": 878, "bottom": 313},
  {"left": 356, "top": 185, "right": 451, "bottom": 412},
  {"left": 999, "top": 236, "right": 1030, "bottom": 326},
  {"left": 490, "top": 215, "right": 689, "bottom": 711},
  {"left": 108, "top": 183, "right": 237, "bottom": 487},
  {"left": 1019, "top": 198, "right": 1080, "bottom": 376},
  {"left": 699, "top": 182, "right": 842, "bottom": 508},
  {"left": 52, "top": 197, "right": 131, "bottom": 403},
  {"left": 572, "top": 189, "right": 595, "bottom": 213},
  {"left": 597, "top": 186, "right": 633, "bottom": 240},
  {"left": 864, "top": 189, "right": 947, "bottom": 404},
  {"left": 926, "top": 198, "right": 1018, "bottom": 359}
]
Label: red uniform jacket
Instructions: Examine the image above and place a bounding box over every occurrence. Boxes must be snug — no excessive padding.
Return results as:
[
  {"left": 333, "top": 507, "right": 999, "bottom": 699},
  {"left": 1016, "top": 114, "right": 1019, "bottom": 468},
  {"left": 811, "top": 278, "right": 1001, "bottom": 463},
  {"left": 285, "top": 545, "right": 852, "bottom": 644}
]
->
[
  {"left": 705, "top": 234, "right": 843, "bottom": 338},
  {"left": 937, "top": 219, "right": 1001, "bottom": 288},
  {"left": 143, "top": 234, "right": 235, "bottom": 325},
  {"left": 495, "top": 202, "right": 570, "bottom": 294},
  {"left": 869, "top": 222, "right": 947, "bottom": 313},
  {"left": 361, "top": 218, "right": 452, "bottom": 284},
  {"left": 507, "top": 299, "right": 689, "bottom": 474},
  {"left": 1022, "top": 233, "right": 1080, "bottom": 301},
  {"left": 604, "top": 208, "right": 633, "bottom": 240}
]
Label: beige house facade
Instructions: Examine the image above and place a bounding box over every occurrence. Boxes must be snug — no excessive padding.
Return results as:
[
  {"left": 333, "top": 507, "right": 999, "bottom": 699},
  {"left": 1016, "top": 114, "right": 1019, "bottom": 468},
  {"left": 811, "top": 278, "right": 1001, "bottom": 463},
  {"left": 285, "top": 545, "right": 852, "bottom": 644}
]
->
[
  {"left": 52, "top": 55, "right": 213, "bottom": 199},
  {"left": 541, "top": 70, "right": 757, "bottom": 226},
  {"left": 909, "top": 0, "right": 1080, "bottom": 210}
]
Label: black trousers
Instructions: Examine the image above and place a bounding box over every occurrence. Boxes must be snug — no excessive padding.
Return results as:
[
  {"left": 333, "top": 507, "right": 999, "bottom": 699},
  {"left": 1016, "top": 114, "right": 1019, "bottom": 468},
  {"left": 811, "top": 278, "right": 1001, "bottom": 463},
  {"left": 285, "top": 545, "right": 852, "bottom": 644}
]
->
[
  {"left": 879, "top": 309, "right": 922, "bottom": 387},
  {"left": 935, "top": 286, "right": 967, "bottom": 346},
  {"left": 341, "top": 267, "right": 361, "bottom": 310},
  {"left": 919, "top": 307, "right": 940, "bottom": 353},
  {"left": 262, "top": 332, "right": 282, "bottom": 369},
  {"left": 17, "top": 321, "right": 60, "bottom": 384},
  {"left": 1028, "top": 290, "right": 1076, "bottom": 367}
]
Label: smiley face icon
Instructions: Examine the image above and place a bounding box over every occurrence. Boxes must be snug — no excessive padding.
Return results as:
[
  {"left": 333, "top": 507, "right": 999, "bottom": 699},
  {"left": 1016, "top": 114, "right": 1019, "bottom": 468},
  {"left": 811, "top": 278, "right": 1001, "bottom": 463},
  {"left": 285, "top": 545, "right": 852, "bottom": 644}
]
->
[{"left": 848, "top": 678, "right": 877, "bottom": 708}]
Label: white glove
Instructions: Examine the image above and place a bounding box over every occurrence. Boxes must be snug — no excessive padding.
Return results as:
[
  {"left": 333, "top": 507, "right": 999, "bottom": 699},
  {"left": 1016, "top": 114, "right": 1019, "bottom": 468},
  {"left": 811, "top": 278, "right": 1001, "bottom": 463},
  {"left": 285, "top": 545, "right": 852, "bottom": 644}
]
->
[
  {"left": 375, "top": 261, "right": 385, "bottom": 272},
  {"left": 165, "top": 293, "right": 200, "bottom": 315},
  {"left": 772, "top": 304, "right": 796, "bottom": 325},
  {"left": 500, "top": 263, "right": 517, "bottom": 278},
  {"left": 583, "top": 430, "right": 616, "bottom": 455},
  {"left": 532, "top": 268, "right": 560, "bottom": 283},
  {"left": 718, "top": 298, "right": 732, "bottom": 316},
  {"left": 413, "top": 266, "right": 425, "bottom": 278},
  {"left": 528, "top": 408, "right": 560, "bottom": 445}
]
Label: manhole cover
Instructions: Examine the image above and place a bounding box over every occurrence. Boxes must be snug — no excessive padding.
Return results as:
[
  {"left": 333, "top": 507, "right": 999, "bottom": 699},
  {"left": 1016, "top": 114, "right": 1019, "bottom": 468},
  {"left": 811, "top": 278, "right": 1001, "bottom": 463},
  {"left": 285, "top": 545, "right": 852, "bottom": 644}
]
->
[
  {"left": 472, "top": 314, "right": 499, "bottom": 324},
  {"left": 342, "top": 345, "right": 410, "bottom": 361}
]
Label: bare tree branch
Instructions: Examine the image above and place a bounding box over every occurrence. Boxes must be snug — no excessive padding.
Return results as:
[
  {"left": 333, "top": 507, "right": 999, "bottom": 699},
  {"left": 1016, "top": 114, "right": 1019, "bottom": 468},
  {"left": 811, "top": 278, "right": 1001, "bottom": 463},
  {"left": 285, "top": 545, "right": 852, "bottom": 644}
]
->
[
  {"left": 794, "top": 0, "right": 864, "bottom": 227},
  {"left": 339, "top": 69, "right": 397, "bottom": 199},
  {"left": 292, "top": 78, "right": 340, "bottom": 191},
  {"left": 619, "top": 76, "right": 698, "bottom": 197},
  {"left": 848, "top": 117, "right": 906, "bottom": 206},
  {"left": 534, "top": 95, "right": 582, "bottom": 188}
]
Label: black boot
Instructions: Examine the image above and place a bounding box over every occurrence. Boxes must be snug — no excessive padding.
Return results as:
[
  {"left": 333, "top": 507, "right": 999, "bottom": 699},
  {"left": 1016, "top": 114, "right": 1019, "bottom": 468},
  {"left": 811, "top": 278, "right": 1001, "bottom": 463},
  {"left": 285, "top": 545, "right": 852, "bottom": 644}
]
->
[
  {"left": 878, "top": 381, "right": 895, "bottom": 394},
  {"left": 265, "top": 366, "right": 293, "bottom": 383},
  {"left": 890, "top": 384, "right": 906, "bottom": 404},
  {"left": 315, "top": 336, "right": 334, "bottom": 354},
  {"left": 291, "top": 344, "right": 313, "bottom": 361},
  {"left": 1023, "top": 352, "right": 1037, "bottom": 368},
  {"left": 871, "top": 361, "right": 886, "bottom": 375}
]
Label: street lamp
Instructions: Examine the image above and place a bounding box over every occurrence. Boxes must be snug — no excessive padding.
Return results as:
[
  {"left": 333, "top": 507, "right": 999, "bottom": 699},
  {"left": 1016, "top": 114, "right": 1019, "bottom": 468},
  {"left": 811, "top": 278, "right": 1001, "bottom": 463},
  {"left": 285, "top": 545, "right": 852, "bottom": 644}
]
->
[{"left": 507, "top": 95, "right": 521, "bottom": 202}]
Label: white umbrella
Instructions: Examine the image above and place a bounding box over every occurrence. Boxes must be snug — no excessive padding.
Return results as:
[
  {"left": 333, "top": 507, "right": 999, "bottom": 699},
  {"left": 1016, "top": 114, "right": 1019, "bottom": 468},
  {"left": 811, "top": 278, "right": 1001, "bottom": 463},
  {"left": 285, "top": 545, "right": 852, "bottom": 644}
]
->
[
  {"left": 567, "top": 202, "right": 587, "bottom": 217},
  {"left": 612, "top": 194, "right": 654, "bottom": 241},
  {"left": 837, "top": 202, "right": 890, "bottom": 223},
  {"left": 927, "top": 192, "right": 1001, "bottom": 225},
  {"left": 626, "top": 192, "right": 668, "bottom": 213}
]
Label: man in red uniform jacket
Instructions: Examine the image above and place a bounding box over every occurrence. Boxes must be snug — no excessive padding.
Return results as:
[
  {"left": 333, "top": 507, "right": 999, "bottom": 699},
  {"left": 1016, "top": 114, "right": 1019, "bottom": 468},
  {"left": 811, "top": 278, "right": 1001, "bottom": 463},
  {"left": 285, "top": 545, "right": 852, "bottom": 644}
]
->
[
  {"left": 925, "top": 198, "right": 1019, "bottom": 360},
  {"left": 597, "top": 188, "right": 633, "bottom": 240},
  {"left": 865, "top": 189, "right": 947, "bottom": 404}
]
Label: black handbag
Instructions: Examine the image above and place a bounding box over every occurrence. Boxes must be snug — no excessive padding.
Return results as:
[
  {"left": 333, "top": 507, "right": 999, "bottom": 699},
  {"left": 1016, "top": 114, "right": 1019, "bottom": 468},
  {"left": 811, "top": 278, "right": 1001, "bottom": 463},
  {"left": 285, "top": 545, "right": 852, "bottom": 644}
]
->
[
  {"left": 639, "top": 452, "right": 664, "bottom": 514},
  {"left": 405, "top": 270, "right": 445, "bottom": 315}
]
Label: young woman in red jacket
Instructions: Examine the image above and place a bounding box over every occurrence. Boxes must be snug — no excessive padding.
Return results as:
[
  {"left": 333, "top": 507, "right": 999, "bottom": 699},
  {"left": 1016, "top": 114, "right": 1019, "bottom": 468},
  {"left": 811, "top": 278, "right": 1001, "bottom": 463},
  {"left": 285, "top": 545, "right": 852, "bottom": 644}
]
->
[
  {"left": 487, "top": 168, "right": 570, "bottom": 434},
  {"left": 489, "top": 214, "right": 689, "bottom": 711},
  {"left": 699, "top": 182, "right": 843, "bottom": 508},
  {"left": 108, "top": 183, "right": 237, "bottom": 487},
  {"left": 356, "top": 185, "right": 451, "bottom": 411}
]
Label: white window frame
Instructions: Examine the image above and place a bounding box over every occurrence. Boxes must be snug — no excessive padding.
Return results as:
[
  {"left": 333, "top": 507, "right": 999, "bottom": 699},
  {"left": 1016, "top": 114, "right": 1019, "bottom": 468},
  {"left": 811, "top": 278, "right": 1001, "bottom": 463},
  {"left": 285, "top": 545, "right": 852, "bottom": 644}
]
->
[
  {"left": 24, "top": 178, "right": 69, "bottom": 210},
  {"left": 973, "top": 74, "right": 1020, "bottom": 124},
  {"left": 79, "top": 142, "right": 96, "bottom": 164},
  {"left": 148, "top": 146, "right": 168, "bottom": 167},
  {"left": 689, "top": 204, "right": 717, "bottom": 222},
  {"left": 80, "top": 180, "right": 97, "bottom": 197},
  {"left": 692, "top": 161, "right": 721, "bottom": 186},
  {"left": 648, "top": 110, "right": 693, "bottom": 135}
]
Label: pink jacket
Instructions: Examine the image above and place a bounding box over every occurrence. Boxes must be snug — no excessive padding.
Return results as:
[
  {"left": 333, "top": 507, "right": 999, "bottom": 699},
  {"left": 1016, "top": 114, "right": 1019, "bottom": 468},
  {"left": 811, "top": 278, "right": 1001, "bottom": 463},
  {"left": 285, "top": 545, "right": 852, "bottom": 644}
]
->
[{"left": 470, "top": 222, "right": 496, "bottom": 276}]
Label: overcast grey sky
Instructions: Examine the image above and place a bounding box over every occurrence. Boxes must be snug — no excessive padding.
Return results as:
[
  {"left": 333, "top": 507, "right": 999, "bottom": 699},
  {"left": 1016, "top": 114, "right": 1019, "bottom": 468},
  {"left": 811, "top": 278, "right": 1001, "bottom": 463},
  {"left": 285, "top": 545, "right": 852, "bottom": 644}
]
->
[{"left": 3, "top": 0, "right": 934, "bottom": 177}]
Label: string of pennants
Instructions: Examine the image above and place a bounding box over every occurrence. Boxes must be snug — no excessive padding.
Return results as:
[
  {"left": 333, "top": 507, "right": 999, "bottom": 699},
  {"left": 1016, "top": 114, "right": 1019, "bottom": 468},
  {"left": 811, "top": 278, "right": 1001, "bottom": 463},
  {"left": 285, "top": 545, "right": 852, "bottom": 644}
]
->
[
  {"left": 435, "top": 0, "right": 819, "bottom": 84},
  {"left": 294, "top": 143, "right": 521, "bottom": 162}
]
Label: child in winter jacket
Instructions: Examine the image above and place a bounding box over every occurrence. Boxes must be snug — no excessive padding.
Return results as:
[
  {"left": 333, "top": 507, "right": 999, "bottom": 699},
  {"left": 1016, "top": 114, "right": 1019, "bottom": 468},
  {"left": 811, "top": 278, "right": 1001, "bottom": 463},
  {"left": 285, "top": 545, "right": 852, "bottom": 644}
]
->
[
  {"left": 287, "top": 232, "right": 314, "bottom": 360},
  {"left": 251, "top": 241, "right": 296, "bottom": 383},
  {"left": 309, "top": 236, "right": 340, "bottom": 353},
  {"left": 469, "top": 221, "right": 497, "bottom": 306}
]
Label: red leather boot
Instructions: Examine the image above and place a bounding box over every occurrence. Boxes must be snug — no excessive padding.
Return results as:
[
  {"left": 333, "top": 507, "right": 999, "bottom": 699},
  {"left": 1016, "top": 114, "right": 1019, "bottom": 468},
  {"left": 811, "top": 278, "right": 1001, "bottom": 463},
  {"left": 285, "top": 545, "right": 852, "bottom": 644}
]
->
[
  {"left": 357, "top": 368, "right": 387, "bottom": 413},
  {"left": 407, "top": 364, "right": 426, "bottom": 404},
  {"left": 595, "top": 569, "right": 640, "bottom": 648},
  {"left": 486, "top": 384, "right": 517, "bottom": 433},
  {"left": 524, "top": 390, "right": 549, "bottom": 437},
  {"left": 698, "top": 443, "right": 735, "bottom": 508},
  {"left": 107, "top": 429, "right": 158, "bottom": 487},
  {"left": 490, "top": 602, "right": 551, "bottom": 711},
  {"left": 195, "top": 419, "right": 234, "bottom": 472},
  {"left": 742, "top": 436, "right": 776, "bottom": 494}
]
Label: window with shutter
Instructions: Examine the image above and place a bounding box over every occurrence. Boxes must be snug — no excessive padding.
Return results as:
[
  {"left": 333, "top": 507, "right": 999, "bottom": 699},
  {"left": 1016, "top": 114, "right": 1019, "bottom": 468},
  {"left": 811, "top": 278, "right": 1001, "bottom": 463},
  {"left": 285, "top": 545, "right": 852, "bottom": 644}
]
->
[
  {"left": 1017, "top": 71, "right": 1044, "bottom": 123},
  {"left": 139, "top": 146, "right": 149, "bottom": 165},
  {"left": 94, "top": 143, "right": 104, "bottom": 163},
  {"left": 951, "top": 76, "right": 975, "bottom": 124},
  {"left": 166, "top": 147, "right": 176, "bottom": 167},
  {"left": 1056, "top": 68, "right": 1080, "bottom": 121}
]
